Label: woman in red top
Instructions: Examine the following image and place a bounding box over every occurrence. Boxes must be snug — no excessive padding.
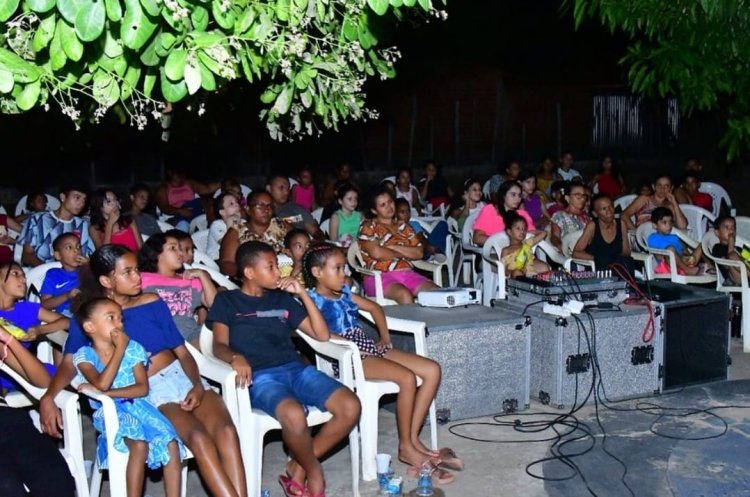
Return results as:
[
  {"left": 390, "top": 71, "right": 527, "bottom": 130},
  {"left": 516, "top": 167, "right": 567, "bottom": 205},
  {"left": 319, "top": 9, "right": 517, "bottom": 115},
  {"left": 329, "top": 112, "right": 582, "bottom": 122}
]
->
[
  {"left": 0, "top": 213, "right": 22, "bottom": 264},
  {"left": 590, "top": 155, "right": 625, "bottom": 199},
  {"left": 88, "top": 189, "right": 142, "bottom": 252}
]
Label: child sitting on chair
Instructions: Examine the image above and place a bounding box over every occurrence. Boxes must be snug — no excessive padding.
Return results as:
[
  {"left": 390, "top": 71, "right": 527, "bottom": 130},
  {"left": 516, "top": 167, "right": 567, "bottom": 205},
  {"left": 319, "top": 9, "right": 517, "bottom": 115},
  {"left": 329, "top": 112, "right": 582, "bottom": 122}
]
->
[
  {"left": 282, "top": 228, "right": 312, "bottom": 281},
  {"left": 500, "top": 211, "right": 549, "bottom": 278},
  {"left": 207, "top": 241, "right": 360, "bottom": 497},
  {"left": 711, "top": 215, "right": 749, "bottom": 284},
  {"left": 41, "top": 233, "right": 88, "bottom": 317},
  {"left": 647, "top": 207, "right": 702, "bottom": 276}
]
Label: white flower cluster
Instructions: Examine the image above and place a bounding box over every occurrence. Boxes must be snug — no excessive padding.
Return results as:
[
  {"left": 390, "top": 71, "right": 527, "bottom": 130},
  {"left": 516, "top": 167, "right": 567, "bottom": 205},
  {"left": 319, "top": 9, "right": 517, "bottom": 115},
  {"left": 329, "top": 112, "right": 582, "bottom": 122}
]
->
[
  {"left": 285, "top": 31, "right": 307, "bottom": 58},
  {"left": 279, "top": 58, "right": 292, "bottom": 78},
  {"left": 205, "top": 45, "right": 238, "bottom": 79},
  {"left": 218, "top": 0, "right": 231, "bottom": 13},
  {"left": 4, "top": 12, "right": 38, "bottom": 60},
  {"left": 163, "top": 0, "right": 190, "bottom": 21}
]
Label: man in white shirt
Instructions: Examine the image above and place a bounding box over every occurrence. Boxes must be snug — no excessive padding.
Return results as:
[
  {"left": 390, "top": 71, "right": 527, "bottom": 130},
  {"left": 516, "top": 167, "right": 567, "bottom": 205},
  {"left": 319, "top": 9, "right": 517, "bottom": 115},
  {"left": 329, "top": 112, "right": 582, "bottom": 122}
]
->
[{"left": 557, "top": 151, "right": 583, "bottom": 182}]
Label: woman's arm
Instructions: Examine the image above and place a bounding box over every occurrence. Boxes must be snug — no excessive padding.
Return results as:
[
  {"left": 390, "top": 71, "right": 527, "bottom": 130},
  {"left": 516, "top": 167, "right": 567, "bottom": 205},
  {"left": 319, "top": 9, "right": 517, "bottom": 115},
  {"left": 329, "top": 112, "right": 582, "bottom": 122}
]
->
[
  {"left": 621, "top": 219, "right": 631, "bottom": 256},
  {"left": 1, "top": 332, "right": 51, "bottom": 388},
  {"left": 218, "top": 228, "right": 240, "bottom": 277},
  {"left": 130, "top": 221, "right": 143, "bottom": 250},
  {"left": 550, "top": 222, "right": 563, "bottom": 248},
  {"left": 359, "top": 239, "right": 401, "bottom": 260},
  {"left": 23, "top": 308, "right": 70, "bottom": 341},
  {"left": 529, "top": 230, "right": 548, "bottom": 245},
  {"left": 89, "top": 225, "right": 103, "bottom": 249},
  {"left": 473, "top": 229, "right": 489, "bottom": 246},
  {"left": 387, "top": 243, "right": 424, "bottom": 260},
  {"left": 6, "top": 216, "right": 22, "bottom": 233},
  {"left": 189, "top": 179, "right": 221, "bottom": 196},
  {"left": 329, "top": 212, "right": 340, "bottom": 241},
  {"left": 572, "top": 222, "right": 596, "bottom": 260},
  {"left": 621, "top": 195, "right": 647, "bottom": 231}
]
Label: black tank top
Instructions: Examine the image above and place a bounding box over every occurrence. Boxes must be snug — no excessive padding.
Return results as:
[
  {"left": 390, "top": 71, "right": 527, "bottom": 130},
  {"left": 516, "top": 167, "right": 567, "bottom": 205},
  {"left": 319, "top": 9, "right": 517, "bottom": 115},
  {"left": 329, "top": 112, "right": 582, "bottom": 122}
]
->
[{"left": 587, "top": 220, "right": 623, "bottom": 265}]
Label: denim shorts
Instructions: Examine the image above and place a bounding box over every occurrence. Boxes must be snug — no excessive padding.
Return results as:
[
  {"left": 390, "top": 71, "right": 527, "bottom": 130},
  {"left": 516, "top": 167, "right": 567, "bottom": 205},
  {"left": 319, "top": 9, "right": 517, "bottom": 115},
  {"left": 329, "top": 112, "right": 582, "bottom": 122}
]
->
[
  {"left": 250, "top": 361, "right": 344, "bottom": 418},
  {"left": 148, "top": 360, "right": 209, "bottom": 407}
]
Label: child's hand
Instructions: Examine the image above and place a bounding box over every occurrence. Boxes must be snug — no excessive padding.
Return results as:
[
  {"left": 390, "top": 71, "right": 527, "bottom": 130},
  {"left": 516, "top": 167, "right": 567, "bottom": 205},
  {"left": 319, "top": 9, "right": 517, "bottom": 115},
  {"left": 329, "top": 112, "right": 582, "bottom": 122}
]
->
[
  {"left": 75, "top": 255, "right": 89, "bottom": 265},
  {"left": 21, "top": 326, "right": 40, "bottom": 342},
  {"left": 180, "top": 384, "right": 205, "bottom": 411},
  {"left": 278, "top": 277, "right": 304, "bottom": 295},
  {"left": 77, "top": 383, "right": 96, "bottom": 393},
  {"left": 375, "top": 340, "right": 393, "bottom": 353},
  {"left": 230, "top": 355, "right": 253, "bottom": 389},
  {"left": 68, "top": 288, "right": 80, "bottom": 300},
  {"left": 111, "top": 329, "right": 130, "bottom": 350},
  {"left": 183, "top": 268, "right": 207, "bottom": 280}
]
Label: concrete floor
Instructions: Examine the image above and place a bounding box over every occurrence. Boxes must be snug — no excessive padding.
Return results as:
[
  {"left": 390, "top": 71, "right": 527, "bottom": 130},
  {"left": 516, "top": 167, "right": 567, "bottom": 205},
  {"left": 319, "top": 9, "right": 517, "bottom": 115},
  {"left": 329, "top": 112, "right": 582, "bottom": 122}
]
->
[{"left": 91, "top": 336, "right": 750, "bottom": 497}]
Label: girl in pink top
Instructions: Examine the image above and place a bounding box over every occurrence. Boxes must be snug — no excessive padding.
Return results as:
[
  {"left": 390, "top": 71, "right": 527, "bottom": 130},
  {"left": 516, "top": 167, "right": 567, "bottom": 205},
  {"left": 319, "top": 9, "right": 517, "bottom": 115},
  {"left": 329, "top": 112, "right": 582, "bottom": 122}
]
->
[
  {"left": 88, "top": 189, "right": 142, "bottom": 252},
  {"left": 291, "top": 166, "right": 317, "bottom": 211},
  {"left": 473, "top": 181, "right": 536, "bottom": 246}
]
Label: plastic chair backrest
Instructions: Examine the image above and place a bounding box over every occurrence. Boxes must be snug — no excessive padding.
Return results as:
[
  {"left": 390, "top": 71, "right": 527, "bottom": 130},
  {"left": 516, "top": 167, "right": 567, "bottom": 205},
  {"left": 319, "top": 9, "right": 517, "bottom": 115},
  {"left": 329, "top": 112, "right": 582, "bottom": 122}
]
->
[
  {"left": 14, "top": 194, "right": 61, "bottom": 217},
  {"left": 25, "top": 261, "right": 62, "bottom": 302},
  {"left": 561, "top": 230, "right": 584, "bottom": 257},
  {"left": 191, "top": 229, "right": 210, "bottom": 253},
  {"left": 461, "top": 208, "right": 483, "bottom": 249},
  {"left": 699, "top": 182, "right": 732, "bottom": 217},
  {"left": 679, "top": 204, "right": 716, "bottom": 241},
  {"left": 189, "top": 214, "right": 208, "bottom": 233}
]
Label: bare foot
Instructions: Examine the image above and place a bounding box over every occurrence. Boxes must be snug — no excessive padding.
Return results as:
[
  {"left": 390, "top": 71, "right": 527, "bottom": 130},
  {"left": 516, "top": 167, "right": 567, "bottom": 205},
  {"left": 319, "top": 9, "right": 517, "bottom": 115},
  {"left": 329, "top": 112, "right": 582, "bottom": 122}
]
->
[
  {"left": 399, "top": 443, "right": 435, "bottom": 468},
  {"left": 285, "top": 459, "right": 306, "bottom": 491}
]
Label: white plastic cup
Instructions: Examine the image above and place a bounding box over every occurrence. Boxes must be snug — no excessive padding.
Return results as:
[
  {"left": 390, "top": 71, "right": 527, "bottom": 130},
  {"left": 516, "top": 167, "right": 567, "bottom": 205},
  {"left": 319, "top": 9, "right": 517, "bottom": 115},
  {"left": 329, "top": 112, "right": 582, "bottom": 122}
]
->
[
  {"left": 375, "top": 453, "right": 392, "bottom": 474},
  {"left": 83, "top": 460, "right": 94, "bottom": 479}
]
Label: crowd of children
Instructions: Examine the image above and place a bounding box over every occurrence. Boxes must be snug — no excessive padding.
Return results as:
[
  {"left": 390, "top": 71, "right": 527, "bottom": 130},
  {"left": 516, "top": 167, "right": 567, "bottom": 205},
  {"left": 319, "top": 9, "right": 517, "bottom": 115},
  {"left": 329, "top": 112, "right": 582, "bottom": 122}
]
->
[{"left": 0, "top": 153, "right": 741, "bottom": 497}]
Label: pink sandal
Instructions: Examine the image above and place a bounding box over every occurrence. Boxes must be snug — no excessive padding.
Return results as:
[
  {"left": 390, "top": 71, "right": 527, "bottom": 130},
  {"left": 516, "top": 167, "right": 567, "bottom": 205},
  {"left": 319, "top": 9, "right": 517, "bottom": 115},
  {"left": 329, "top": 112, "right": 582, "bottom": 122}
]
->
[{"left": 278, "top": 474, "right": 306, "bottom": 497}]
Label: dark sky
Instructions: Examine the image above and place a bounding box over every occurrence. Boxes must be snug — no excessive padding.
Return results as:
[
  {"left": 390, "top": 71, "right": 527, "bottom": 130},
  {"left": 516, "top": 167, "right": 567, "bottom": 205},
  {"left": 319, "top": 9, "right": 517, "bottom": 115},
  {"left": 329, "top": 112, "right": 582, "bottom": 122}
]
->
[{"left": 0, "top": 0, "right": 629, "bottom": 187}]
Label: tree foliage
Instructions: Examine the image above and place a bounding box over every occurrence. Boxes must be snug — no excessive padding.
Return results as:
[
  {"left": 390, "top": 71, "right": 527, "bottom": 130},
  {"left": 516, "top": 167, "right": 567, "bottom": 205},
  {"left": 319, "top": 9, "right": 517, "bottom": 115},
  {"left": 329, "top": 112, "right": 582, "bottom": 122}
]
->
[
  {"left": 571, "top": 0, "right": 750, "bottom": 160},
  {"left": 0, "top": 0, "right": 446, "bottom": 138}
]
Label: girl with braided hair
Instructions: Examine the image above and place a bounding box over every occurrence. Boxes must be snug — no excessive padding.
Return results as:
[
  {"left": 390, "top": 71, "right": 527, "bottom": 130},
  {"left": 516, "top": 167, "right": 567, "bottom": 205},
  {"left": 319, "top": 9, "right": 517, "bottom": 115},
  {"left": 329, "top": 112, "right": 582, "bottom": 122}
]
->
[{"left": 303, "top": 243, "right": 462, "bottom": 485}]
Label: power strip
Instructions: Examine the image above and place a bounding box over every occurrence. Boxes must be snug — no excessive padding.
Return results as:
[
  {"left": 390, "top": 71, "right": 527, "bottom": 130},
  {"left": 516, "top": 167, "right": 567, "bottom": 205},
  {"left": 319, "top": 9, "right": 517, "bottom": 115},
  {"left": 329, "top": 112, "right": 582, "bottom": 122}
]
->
[{"left": 543, "top": 302, "right": 571, "bottom": 317}]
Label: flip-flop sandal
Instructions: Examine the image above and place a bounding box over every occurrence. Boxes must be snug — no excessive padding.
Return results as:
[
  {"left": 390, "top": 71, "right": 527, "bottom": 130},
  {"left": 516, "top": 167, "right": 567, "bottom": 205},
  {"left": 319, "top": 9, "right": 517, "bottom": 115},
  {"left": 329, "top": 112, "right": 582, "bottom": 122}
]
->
[
  {"left": 437, "top": 447, "right": 465, "bottom": 472},
  {"left": 278, "top": 474, "right": 306, "bottom": 497}
]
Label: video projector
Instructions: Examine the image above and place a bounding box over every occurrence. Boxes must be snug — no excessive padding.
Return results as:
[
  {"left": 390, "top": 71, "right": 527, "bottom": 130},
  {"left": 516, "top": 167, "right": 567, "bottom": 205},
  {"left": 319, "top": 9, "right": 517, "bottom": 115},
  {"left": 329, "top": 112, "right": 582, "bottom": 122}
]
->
[{"left": 417, "top": 287, "right": 481, "bottom": 308}]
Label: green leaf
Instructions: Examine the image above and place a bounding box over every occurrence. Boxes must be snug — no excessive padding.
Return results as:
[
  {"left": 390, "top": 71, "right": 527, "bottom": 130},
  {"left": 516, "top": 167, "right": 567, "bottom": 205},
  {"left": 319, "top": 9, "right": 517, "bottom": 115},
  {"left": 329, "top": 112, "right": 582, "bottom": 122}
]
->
[
  {"left": 160, "top": 32, "right": 176, "bottom": 51},
  {"left": 139, "top": 30, "right": 161, "bottom": 66},
  {"left": 191, "top": 31, "right": 224, "bottom": 48},
  {"left": 32, "top": 14, "right": 56, "bottom": 52},
  {"left": 121, "top": 0, "right": 157, "bottom": 50},
  {"left": 184, "top": 61, "right": 201, "bottom": 94},
  {"left": 48, "top": 24, "right": 68, "bottom": 70},
  {"left": 260, "top": 86, "right": 279, "bottom": 104},
  {"left": 16, "top": 79, "right": 41, "bottom": 111},
  {"left": 57, "top": 0, "right": 87, "bottom": 24},
  {"left": 101, "top": 28, "right": 123, "bottom": 58},
  {"left": 276, "top": 0, "right": 290, "bottom": 22},
  {"left": 343, "top": 14, "right": 357, "bottom": 41},
  {"left": 198, "top": 61, "right": 216, "bottom": 90},
  {"left": 0, "top": 48, "right": 41, "bottom": 83},
  {"left": 104, "top": 0, "right": 122, "bottom": 21},
  {"left": 197, "top": 50, "right": 221, "bottom": 74},
  {"left": 402, "top": 0, "right": 415, "bottom": 6},
  {"left": 367, "top": 0, "right": 388, "bottom": 16},
  {"left": 165, "top": 48, "right": 187, "bottom": 80},
  {"left": 0, "top": 69, "right": 14, "bottom": 93},
  {"left": 92, "top": 70, "right": 120, "bottom": 106},
  {"left": 160, "top": 68, "right": 187, "bottom": 102},
  {"left": 417, "top": 0, "right": 431, "bottom": 11},
  {"left": 140, "top": 0, "right": 160, "bottom": 17},
  {"left": 273, "top": 84, "right": 293, "bottom": 114},
  {"left": 26, "top": 0, "right": 56, "bottom": 13},
  {"left": 121, "top": 65, "right": 141, "bottom": 100},
  {"left": 236, "top": 7, "right": 255, "bottom": 34},
  {"left": 212, "top": 0, "right": 235, "bottom": 30},
  {"left": 143, "top": 69, "right": 157, "bottom": 97},
  {"left": 75, "top": 0, "right": 106, "bottom": 41},
  {"left": 59, "top": 20, "right": 84, "bottom": 61},
  {"left": 191, "top": 6, "right": 209, "bottom": 31},
  {"left": 0, "top": 0, "right": 20, "bottom": 22}
]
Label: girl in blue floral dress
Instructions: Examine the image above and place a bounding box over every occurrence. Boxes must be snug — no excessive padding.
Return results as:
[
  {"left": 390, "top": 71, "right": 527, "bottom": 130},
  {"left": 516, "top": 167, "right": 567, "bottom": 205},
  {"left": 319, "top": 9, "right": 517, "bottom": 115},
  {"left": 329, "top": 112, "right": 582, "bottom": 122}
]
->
[
  {"left": 303, "top": 244, "right": 462, "bottom": 485},
  {"left": 73, "top": 297, "right": 184, "bottom": 497}
]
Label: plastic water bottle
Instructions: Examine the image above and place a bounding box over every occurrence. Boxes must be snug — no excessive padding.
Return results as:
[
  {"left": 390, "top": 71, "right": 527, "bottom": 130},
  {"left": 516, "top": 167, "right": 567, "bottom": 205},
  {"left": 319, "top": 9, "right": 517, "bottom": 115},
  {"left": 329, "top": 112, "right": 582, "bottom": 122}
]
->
[
  {"left": 415, "top": 463, "right": 434, "bottom": 496},
  {"left": 260, "top": 490, "right": 270, "bottom": 497}
]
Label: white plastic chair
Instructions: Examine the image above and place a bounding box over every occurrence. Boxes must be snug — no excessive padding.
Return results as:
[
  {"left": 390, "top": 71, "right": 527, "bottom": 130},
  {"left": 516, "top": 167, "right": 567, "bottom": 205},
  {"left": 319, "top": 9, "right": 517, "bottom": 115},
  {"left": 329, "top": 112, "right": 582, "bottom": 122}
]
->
[
  {"left": 199, "top": 325, "right": 361, "bottom": 497},
  {"left": 191, "top": 228, "right": 210, "bottom": 253},
  {"left": 679, "top": 204, "right": 716, "bottom": 242},
  {"left": 346, "top": 241, "right": 398, "bottom": 306},
  {"left": 614, "top": 194, "right": 637, "bottom": 223},
  {"left": 1, "top": 362, "right": 90, "bottom": 497},
  {"left": 14, "top": 193, "right": 60, "bottom": 217},
  {"left": 480, "top": 232, "right": 510, "bottom": 305},
  {"left": 699, "top": 182, "right": 734, "bottom": 217},
  {"left": 25, "top": 261, "right": 62, "bottom": 302},
  {"left": 482, "top": 179, "right": 492, "bottom": 201},
  {"left": 185, "top": 263, "right": 238, "bottom": 290},
  {"left": 447, "top": 217, "right": 472, "bottom": 287},
  {"left": 701, "top": 231, "right": 750, "bottom": 351},
  {"left": 320, "top": 218, "right": 330, "bottom": 237},
  {"left": 735, "top": 216, "right": 750, "bottom": 241},
  {"left": 191, "top": 249, "right": 219, "bottom": 271},
  {"left": 311, "top": 207, "right": 324, "bottom": 223},
  {"left": 188, "top": 214, "right": 208, "bottom": 233},
  {"left": 296, "top": 310, "right": 437, "bottom": 482},
  {"left": 636, "top": 223, "right": 716, "bottom": 285},
  {"left": 83, "top": 343, "right": 239, "bottom": 497},
  {"left": 157, "top": 220, "right": 174, "bottom": 232},
  {"left": 561, "top": 230, "right": 596, "bottom": 272},
  {"left": 410, "top": 218, "right": 448, "bottom": 287},
  {"left": 459, "top": 209, "right": 483, "bottom": 287},
  {"left": 213, "top": 184, "right": 252, "bottom": 199}
]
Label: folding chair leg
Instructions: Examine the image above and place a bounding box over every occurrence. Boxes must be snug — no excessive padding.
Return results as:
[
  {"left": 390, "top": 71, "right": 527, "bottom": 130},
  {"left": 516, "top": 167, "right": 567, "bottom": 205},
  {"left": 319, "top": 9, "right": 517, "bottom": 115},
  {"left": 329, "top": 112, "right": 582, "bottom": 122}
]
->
[{"left": 359, "top": 400, "right": 380, "bottom": 481}]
